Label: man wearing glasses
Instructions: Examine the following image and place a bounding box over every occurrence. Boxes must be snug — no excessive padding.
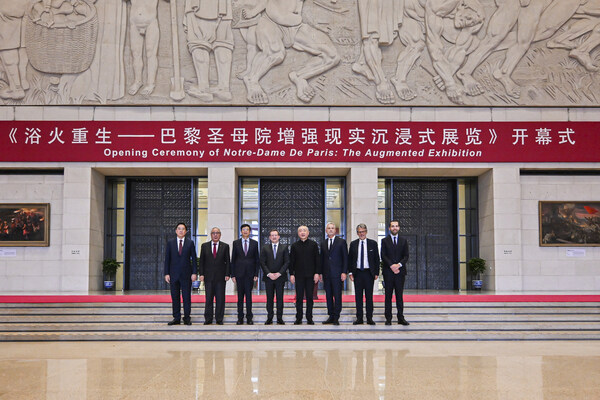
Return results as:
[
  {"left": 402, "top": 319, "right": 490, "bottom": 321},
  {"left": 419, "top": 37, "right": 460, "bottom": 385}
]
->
[{"left": 199, "top": 227, "right": 231, "bottom": 325}]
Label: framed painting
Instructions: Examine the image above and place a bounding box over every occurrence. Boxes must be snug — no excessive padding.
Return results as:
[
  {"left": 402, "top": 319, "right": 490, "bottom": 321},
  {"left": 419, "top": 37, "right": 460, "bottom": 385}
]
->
[
  {"left": 539, "top": 201, "right": 600, "bottom": 247},
  {"left": 0, "top": 204, "right": 50, "bottom": 247}
]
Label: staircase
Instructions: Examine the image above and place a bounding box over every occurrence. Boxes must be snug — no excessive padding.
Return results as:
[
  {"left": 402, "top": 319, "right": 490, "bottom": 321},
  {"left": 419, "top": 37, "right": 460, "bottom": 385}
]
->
[{"left": 1, "top": 300, "right": 599, "bottom": 341}]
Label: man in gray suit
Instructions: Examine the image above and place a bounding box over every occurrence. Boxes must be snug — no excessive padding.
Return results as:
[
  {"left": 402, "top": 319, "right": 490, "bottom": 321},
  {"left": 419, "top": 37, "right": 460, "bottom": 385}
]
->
[{"left": 260, "top": 229, "right": 289, "bottom": 325}]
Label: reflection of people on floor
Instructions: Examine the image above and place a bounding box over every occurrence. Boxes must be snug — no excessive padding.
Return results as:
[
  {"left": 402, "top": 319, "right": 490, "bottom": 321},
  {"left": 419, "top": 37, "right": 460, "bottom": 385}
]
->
[
  {"left": 127, "top": 0, "right": 166, "bottom": 95},
  {"left": 241, "top": 0, "right": 340, "bottom": 104},
  {"left": 0, "top": 0, "right": 29, "bottom": 100},
  {"left": 184, "top": 0, "right": 234, "bottom": 102}
]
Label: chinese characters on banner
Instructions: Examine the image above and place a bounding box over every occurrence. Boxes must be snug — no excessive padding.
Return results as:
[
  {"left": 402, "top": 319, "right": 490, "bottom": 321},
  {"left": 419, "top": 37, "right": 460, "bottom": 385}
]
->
[{"left": 2, "top": 121, "right": 597, "bottom": 163}]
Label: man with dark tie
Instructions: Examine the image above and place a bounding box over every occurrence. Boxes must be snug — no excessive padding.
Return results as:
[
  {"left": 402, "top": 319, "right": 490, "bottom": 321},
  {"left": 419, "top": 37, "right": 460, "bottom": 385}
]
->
[
  {"left": 231, "top": 223, "right": 260, "bottom": 325},
  {"left": 199, "top": 227, "right": 230, "bottom": 325},
  {"left": 348, "top": 223, "right": 380, "bottom": 325},
  {"left": 164, "top": 222, "right": 197, "bottom": 326},
  {"left": 320, "top": 222, "right": 348, "bottom": 325},
  {"left": 289, "top": 225, "right": 321, "bottom": 325},
  {"left": 260, "top": 229, "right": 289, "bottom": 325},
  {"left": 381, "top": 219, "right": 410, "bottom": 326}
]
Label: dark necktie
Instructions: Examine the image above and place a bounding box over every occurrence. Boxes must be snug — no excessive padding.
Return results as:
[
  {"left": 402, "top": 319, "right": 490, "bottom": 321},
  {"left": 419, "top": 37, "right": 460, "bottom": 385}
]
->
[
  {"left": 393, "top": 236, "right": 397, "bottom": 246},
  {"left": 244, "top": 240, "right": 248, "bottom": 256},
  {"left": 213, "top": 242, "right": 217, "bottom": 258},
  {"left": 329, "top": 238, "right": 332, "bottom": 250},
  {"left": 273, "top": 244, "right": 277, "bottom": 259},
  {"left": 360, "top": 241, "right": 365, "bottom": 270},
  {"left": 178, "top": 240, "right": 183, "bottom": 255}
]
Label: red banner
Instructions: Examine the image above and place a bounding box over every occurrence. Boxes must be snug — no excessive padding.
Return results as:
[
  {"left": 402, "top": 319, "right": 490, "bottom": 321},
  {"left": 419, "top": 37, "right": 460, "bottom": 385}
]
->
[{"left": 1, "top": 121, "right": 599, "bottom": 162}]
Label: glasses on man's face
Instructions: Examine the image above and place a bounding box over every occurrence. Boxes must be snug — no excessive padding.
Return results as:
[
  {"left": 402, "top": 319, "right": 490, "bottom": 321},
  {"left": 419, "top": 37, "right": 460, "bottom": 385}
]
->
[{"left": 211, "top": 231, "right": 221, "bottom": 235}]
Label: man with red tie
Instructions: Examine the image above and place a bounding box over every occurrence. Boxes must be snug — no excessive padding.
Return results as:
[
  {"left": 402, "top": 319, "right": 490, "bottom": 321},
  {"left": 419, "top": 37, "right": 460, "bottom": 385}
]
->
[
  {"left": 199, "top": 227, "right": 231, "bottom": 325},
  {"left": 164, "top": 222, "right": 197, "bottom": 326}
]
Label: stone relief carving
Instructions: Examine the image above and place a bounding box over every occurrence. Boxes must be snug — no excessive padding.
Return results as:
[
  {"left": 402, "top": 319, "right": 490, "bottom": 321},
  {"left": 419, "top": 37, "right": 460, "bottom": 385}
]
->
[{"left": 0, "top": 0, "right": 599, "bottom": 106}]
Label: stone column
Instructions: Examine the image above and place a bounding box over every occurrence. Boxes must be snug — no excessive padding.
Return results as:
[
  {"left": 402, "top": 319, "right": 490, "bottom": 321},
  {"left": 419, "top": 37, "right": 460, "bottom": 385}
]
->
[
  {"left": 62, "top": 166, "right": 104, "bottom": 292},
  {"left": 207, "top": 166, "right": 236, "bottom": 294},
  {"left": 479, "top": 167, "right": 523, "bottom": 291}
]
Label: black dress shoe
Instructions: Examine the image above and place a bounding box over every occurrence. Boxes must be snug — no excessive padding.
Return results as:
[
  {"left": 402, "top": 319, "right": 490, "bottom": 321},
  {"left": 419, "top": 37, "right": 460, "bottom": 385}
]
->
[
  {"left": 294, "top": 319, "right": 302, "bottom": 325},
  {"left": 168, "top": 319, "right": 181, "bottom": 326},
  {"left": 277, "top": 319, "right": 285, "bottom": 325},
  {"left": 204, "top": 320, "right": 213, "bottom": 325},
  {"left": 353, "top": 319, "right": 364, "bottom": 325},
  {"left": 216, "top": 321, "right": 224, "bottom": 325},
  {"left": 247, "top": 319, "right": 254, "bottom": 325},
  {"left": 236, "top": 320, "right": 243, "bottom": 325},
  {"left": 322, "top": 317, "right": 334, "bottom": 325},
  {"left": 333, "top": 319, "right": 340, "bottom": 326},
  {"left": 398, "top": 318, "right": 410, "bottom": 326},
  {"left": 265, "top": 319, "right": 273, "bottom": 325},
  {"left": 183, "top": 318, "right": 192, "bottom": 326},
  {"left": 385, "top": 320, "right": 392, "bottom": 326},
  {"left": 367, "top": 319, "right": 376, "bottom": 325},
  {"left": 307, "top": 319, "right": 314, "bottom": 325}
]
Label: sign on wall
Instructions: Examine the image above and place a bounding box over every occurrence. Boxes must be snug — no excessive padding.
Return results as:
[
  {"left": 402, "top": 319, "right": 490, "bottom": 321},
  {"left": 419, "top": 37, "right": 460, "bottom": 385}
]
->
[{"left": 2, "top": 121, "right": 599, "bottom": 163}]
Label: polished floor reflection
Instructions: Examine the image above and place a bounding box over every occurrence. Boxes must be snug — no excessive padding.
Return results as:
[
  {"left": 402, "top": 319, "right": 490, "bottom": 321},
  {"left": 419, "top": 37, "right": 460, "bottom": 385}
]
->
[{"left": 1, "top": 341, "right": 599, "bottom": 399}]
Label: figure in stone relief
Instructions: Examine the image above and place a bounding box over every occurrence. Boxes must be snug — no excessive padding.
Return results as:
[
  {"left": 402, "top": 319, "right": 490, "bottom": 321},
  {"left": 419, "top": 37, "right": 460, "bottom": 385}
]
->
[
  {"left": 234, "top": 0, "right": 263, "bottom": 81},
  {"left": 0, "top": 1, "right": 29, "bottom": 100},
  {"left": 73, "top": 0, "right": 127, "bottom": 102},
  {"left": 240, "top": 0, "right": 340, "bottom": 104},
  {"left": 393, "top": 0, "right": 484, "bottom": 104},
  {"left": 351, "top": 0, "right": 404, "bottom": 104},
  {"left": 457, "top": 0, "right": 558, "bottom": 99},
  {"left": 184, "top": 0, "right": 234, "bottom": 102},
  {"left": 544, "top": 0, "right": 600, "bottom": 72},
  {"left": 126, "top": 0, "right": 166, "bottom": 96}
]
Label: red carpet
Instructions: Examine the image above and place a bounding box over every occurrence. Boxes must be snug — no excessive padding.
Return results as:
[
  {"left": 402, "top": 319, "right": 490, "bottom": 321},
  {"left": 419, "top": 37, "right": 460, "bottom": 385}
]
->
[{"left": 1, "top": 294, "right": 599, "bottom": 303}]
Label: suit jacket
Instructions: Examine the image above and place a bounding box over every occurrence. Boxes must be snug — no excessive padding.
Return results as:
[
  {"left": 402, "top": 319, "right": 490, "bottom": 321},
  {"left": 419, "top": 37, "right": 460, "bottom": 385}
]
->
[
  {"left": 164, "top": 237, "right": 197, "bottom": 282},
  {"left": 231, "top": 237, "right": 260, "bottom": 280},
  {"left": 259, "top": 242, "right": 289, "bottom": 283},
  {"left": 381, "top": 235, "right": 409, "bottom": 277},
  {"left": 199, "top": 240, "right": 231, "bottom": 282},
  {"left": 320, "top": 236, "right": 348, "bottom": 278},
  {"left": 348, "top": 238, "right": 380, "bottom": 278}
]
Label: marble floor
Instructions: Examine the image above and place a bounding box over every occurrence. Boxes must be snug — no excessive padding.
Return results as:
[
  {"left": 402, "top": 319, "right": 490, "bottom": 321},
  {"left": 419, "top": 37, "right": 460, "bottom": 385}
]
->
[{"left": 1, "top": 341, "right": 599, "bottom": 399}]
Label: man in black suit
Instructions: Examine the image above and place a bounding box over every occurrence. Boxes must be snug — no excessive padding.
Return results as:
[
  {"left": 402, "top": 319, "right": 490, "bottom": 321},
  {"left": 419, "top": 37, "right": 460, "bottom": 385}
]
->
[
  {"left": 260, "top": 229, "right": 289, "bottom": 325},
  {"left": 199, "top": 227, "right": 230, "bottom": 325},
  {"left": 320, "top": 222, "right": 348, "bottom": 325},
  {"left": 381, "top": 220, "right": 410, "bottom": 326},
  {"left": 164, "top": 222, "right": 197, "bottom": 326},
  {"left": 231, "top": 223, "right": 259, "bottom": 325},
  {"left": 289, "top": 225, "right": 321, "bottom": 325},
  {"left": 348, "top": 223, "right": 380, "bottom": 325}
]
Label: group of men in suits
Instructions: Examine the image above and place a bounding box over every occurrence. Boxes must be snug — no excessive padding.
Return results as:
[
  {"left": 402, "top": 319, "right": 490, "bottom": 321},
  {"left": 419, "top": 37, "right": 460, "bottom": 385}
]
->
[{"left": 163, "top": 220, "right": 410, "bottom": 326}]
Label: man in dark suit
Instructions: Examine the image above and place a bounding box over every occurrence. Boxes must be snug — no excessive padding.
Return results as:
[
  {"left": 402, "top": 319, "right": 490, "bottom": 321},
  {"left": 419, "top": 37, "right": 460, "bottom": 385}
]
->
[
  {"left": 381, "top": 220, "right": 410, "bottom": 326},
  {"left": 260, "top": 229, "right": 289, "bottom": 325},
  {"left": 290, "top": 225, "right": 321, "bottom": 325},
  {"left": 348, "top": 223, "right": 380, "bottom": 325},
  {"left": 199, "top": 227, "right": 230, "bottom": 325},
  {"left": 320, "top": 222, "right": 348, "bottom": 325},
  {"left": 231, "top": 223, "right": 260, "bottom": 325},
  {"left": 164, "top": 222, "right": 197, "bottom": 326}
]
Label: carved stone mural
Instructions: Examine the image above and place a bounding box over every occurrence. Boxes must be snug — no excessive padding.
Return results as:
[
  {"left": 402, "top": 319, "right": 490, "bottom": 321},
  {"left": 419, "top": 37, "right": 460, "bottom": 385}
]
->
[{"left": 1, "top": 0, "right": 599, "bottom": 106}]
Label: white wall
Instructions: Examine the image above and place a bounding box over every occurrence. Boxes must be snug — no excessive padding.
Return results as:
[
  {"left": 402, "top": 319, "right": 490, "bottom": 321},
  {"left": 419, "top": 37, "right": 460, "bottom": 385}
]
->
[
  {"left": 0, "top": 174, "right": 64, "bottom": 292},
  {"left": 520, "top": 175, "right": 600, "bottom": 291}
]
